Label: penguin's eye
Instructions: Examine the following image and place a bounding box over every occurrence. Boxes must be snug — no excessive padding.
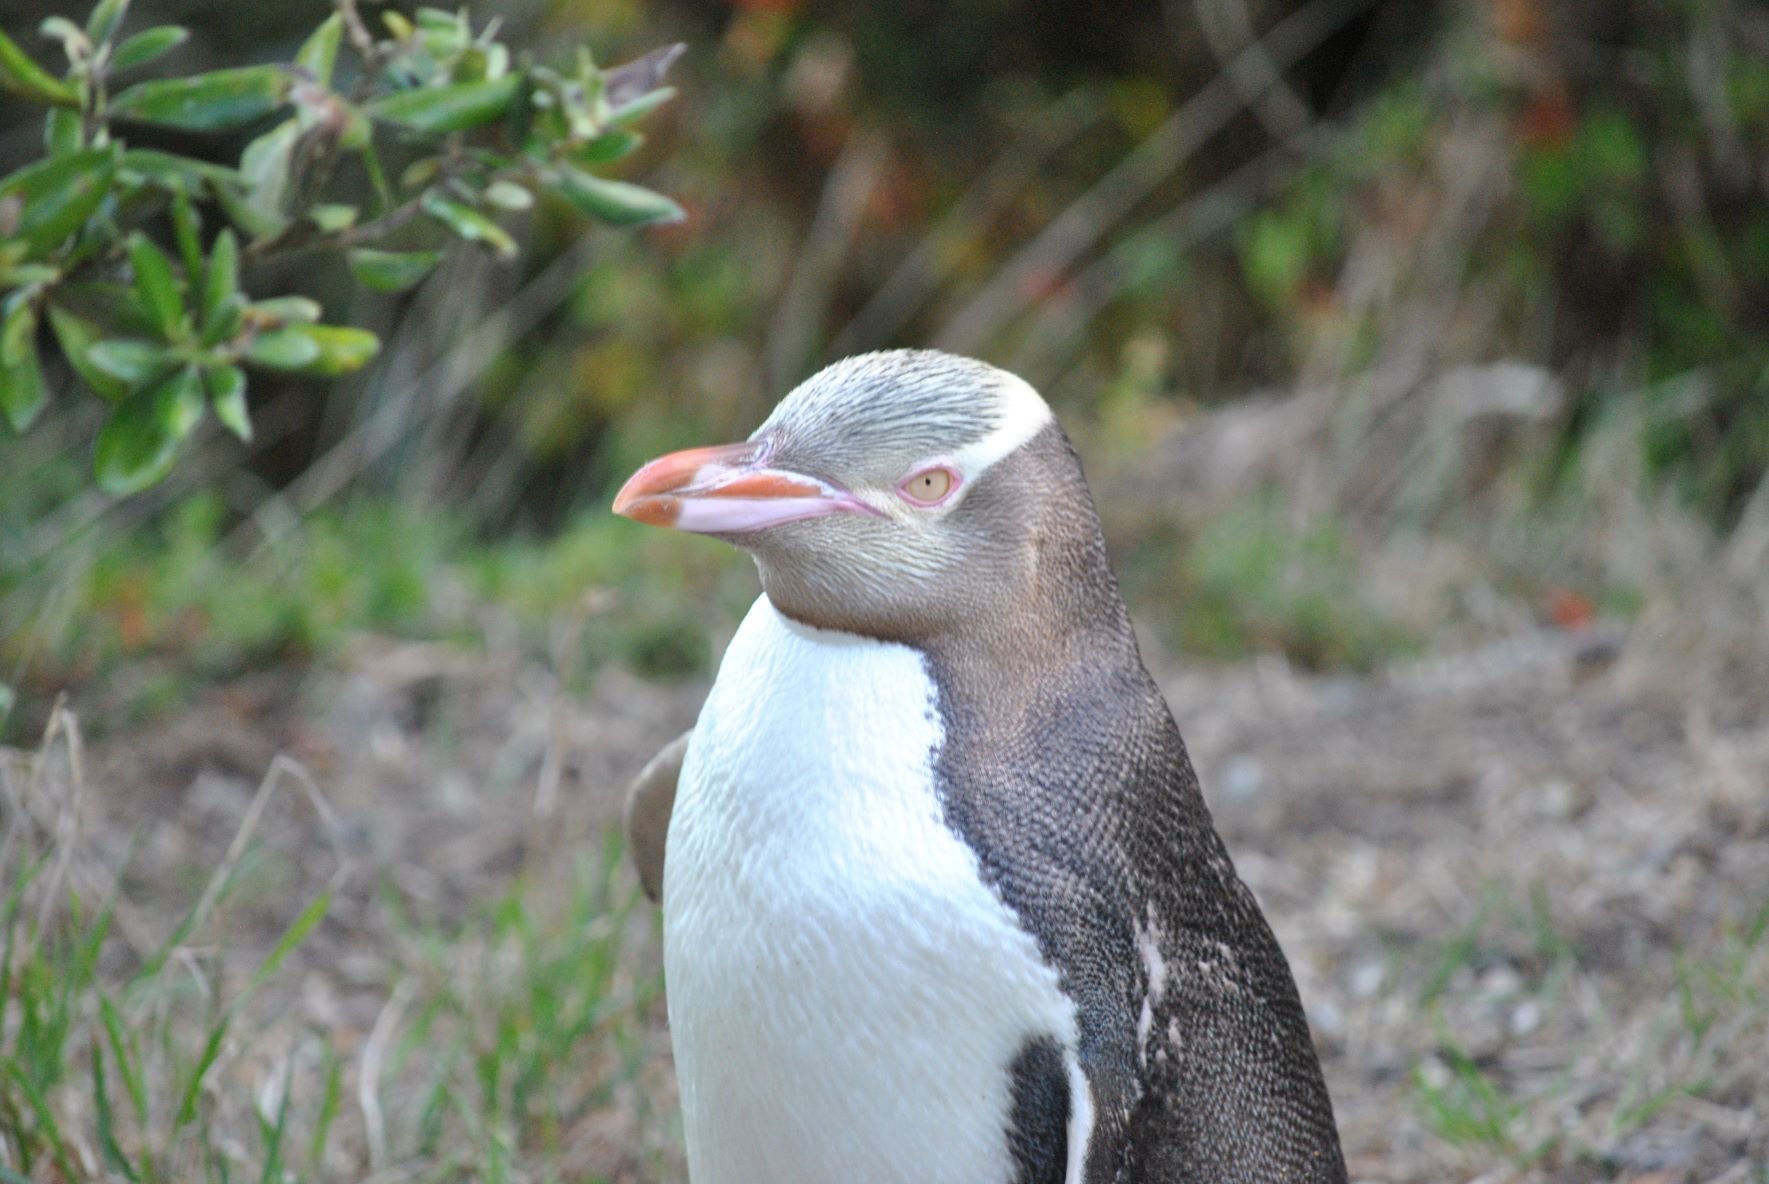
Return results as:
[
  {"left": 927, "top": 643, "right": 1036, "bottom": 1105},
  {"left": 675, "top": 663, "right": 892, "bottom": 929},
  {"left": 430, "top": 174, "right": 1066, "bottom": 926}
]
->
[{"left": 898, "top": 466, "right": 959, "bottom": 507}]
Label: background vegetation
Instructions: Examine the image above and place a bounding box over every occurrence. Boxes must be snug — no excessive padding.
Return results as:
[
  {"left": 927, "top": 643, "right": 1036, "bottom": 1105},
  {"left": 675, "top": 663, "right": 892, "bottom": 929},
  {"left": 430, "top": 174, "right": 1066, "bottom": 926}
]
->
[{"left": 0, "top": 0, "right": 1765, "bottom": 1180}]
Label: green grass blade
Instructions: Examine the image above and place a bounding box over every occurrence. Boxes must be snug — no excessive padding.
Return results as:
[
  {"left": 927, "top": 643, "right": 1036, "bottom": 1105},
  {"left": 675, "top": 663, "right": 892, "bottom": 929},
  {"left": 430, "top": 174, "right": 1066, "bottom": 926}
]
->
[
  {"left": 246, "top": 889, "right": 331, "bottom": 996},
  {"left": 128, "top": 897, "right": 207, "bottom": 989},
  {"left": 92, "top": 1035, "right": 143, "bottom": 1181},
  {"left": 101, "top": 994, "right": 149, "bottom": 1126},
  {"left": 255, "top": 1058, "right": 294, "bottom": 1184},
  {"left": 2, "top": 1056, "right": 75, "bottom": 1180},
  {"left": 305, "top": 1047, "right": 343, "bottom": 1177},
  {"left": 173, "top": 1019, "right": 229, "bottom": 1128}
]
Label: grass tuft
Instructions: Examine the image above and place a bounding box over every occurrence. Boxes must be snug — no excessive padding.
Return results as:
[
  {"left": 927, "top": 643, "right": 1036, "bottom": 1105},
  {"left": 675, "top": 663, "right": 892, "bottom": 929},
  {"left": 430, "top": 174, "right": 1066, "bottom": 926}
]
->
[{"left": 0, "top": 698, "right": 666, "bottom": 1181}]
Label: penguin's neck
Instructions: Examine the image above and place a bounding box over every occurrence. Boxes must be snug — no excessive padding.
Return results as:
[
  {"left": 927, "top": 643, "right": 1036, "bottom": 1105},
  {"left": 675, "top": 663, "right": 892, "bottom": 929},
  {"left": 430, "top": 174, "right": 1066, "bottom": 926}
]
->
[
  {"left": 924, "top": 499, "right": 1149, "bottom": 762},
  {"left": 677, "top": 595, "right": 941, "bottom": 855}
]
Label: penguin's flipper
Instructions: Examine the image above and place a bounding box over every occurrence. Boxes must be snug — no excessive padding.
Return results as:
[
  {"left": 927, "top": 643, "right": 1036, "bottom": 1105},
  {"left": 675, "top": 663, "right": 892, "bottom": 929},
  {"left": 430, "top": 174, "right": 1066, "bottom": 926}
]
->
[{"left": 624, "top": 728, "right": 692, "bottom": 902}]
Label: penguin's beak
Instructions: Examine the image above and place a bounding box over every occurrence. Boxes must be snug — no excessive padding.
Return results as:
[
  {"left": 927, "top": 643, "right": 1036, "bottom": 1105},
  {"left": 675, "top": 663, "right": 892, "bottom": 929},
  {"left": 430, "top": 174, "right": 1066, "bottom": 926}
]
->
[{"left": 613, "top": 441, "right": 873, "bottom": 534}]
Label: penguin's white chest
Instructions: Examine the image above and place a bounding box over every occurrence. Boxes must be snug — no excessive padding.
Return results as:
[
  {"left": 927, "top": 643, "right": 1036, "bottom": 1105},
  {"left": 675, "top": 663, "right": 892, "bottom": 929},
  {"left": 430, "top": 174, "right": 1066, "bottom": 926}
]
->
[{"left": 663, "top": 596, "right": 1081, "bottom": 1184}]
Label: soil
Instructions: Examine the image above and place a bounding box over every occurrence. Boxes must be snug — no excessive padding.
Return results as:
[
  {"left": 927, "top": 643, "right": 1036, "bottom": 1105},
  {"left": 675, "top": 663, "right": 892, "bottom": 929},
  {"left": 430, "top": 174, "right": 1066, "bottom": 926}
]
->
[{"left": 25, "top": 605, "right": 1769, "bottom": 1182}]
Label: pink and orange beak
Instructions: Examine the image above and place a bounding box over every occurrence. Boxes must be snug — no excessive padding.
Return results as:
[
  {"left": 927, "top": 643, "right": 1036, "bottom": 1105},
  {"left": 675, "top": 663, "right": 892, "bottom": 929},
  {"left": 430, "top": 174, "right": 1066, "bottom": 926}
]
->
[{"left": 612, "top": 441, "right": 874, "bottom": 535}]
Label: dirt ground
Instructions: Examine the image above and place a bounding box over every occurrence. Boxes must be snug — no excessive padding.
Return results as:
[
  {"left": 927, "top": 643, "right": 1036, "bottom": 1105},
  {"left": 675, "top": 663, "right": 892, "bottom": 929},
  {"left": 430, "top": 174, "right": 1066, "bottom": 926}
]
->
[{"left": 30, "top": 597, "right": 1769, "bottom": 1182}]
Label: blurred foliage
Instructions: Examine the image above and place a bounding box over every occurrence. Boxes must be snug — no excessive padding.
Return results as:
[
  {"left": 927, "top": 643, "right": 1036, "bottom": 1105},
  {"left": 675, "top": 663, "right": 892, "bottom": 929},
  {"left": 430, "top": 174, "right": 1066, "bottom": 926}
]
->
[
  {"left": 1239, "top": 2, "right": 1769, "bottom": 519},
  {"left": 5, "top": 491, "right": 746, "bottom": 713},
  {"left": 1163, "top": 491, "right": 1416, "bottom": 669},
  {"left": 1, "top": 0, "right": 1765, "bottom": 695},
  {"left": 0, "top": 0, "right": 684, "bottom": 493}
]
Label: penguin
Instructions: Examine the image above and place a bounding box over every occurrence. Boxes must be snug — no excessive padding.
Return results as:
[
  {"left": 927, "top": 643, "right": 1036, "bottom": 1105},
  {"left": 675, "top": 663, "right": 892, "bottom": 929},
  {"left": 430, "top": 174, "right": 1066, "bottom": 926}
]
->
[{"left": 613, "top": 350, "right": 1347, "bottom": 1183}]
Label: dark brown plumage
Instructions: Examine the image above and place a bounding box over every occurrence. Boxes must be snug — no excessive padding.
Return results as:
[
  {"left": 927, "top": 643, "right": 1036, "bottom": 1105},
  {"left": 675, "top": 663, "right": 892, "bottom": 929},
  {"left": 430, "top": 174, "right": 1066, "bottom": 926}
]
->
[{"left": 920, "top": 423, "right": 1345, "bottom": 1180}]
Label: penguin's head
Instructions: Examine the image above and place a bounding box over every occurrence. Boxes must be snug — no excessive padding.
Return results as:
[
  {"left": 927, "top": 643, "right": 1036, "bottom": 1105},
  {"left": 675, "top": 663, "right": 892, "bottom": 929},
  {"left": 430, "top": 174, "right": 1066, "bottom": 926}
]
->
[{"left": 614, "top": 350, "right": 1099, "bottom": 641}]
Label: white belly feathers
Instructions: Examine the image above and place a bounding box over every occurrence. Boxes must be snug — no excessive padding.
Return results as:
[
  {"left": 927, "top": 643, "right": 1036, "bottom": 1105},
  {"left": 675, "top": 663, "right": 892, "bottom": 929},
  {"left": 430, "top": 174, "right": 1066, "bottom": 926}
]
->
[{"left": 663, "top": 595, "right": 1083, "bottom": 1184}]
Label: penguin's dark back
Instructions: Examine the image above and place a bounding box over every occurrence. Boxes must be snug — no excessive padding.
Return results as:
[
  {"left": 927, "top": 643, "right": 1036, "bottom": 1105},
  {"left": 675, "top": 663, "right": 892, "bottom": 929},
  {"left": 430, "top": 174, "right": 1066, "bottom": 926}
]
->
[{"left": 921, "top": 423, "right": 1348, "bottom": 1183}]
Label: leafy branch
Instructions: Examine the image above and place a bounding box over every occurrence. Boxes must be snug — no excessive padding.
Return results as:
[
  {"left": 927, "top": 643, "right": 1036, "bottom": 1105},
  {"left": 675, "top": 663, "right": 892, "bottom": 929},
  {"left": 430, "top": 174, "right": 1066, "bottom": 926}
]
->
[{"left": 0, "top": 0, "right": 686, "bottom": 493}]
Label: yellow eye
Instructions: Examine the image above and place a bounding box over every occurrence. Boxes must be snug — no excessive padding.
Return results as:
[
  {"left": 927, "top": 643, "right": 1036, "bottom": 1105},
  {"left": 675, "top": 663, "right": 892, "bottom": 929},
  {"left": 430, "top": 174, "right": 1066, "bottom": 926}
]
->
[{"left": 900, "top": 467, "right": 956, "bottom": 506}]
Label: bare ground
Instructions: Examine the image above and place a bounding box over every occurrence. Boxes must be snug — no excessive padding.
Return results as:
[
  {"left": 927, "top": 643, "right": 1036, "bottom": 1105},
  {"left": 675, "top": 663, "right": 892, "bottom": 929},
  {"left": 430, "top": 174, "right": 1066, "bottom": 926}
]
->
[{"left": 10, "top": 603, "right": 1769, "bottom": 1182}]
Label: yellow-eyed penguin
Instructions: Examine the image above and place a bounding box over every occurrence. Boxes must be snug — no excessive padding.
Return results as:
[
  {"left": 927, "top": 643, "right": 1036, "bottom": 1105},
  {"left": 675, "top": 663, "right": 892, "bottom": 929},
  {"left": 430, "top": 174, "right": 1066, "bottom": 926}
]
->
[{"left": 613, "top": 350, "right": 1346, "bottom": 1183}]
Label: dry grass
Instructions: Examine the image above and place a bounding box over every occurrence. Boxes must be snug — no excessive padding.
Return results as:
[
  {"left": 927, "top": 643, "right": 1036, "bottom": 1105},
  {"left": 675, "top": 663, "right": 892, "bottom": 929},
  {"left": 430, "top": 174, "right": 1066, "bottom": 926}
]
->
[
  {"left": 3, "top": 525, "right": 1766, "bottom": 1182},
  {"left": 0, "top": 642, "right": 701, "bottom": 1183}
]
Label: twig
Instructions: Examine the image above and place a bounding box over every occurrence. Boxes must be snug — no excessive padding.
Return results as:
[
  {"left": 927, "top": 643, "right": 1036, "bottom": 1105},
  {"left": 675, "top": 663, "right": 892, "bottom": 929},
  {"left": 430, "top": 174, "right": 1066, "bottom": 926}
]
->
[
  {"left": 242, "top": 195, "right": 427, "bottom": 262},
  {"left": 275, "top": 753, "right": 357, "bottom": 888},
  {"left": 338, "top": 0, "right": 383, "bottom": 82},
  {"left": 186, "top": 754, "right": 309, "bottom": 941},
  {"left": 1187, "top": 0, "right": 1315, "bottom": 143}
]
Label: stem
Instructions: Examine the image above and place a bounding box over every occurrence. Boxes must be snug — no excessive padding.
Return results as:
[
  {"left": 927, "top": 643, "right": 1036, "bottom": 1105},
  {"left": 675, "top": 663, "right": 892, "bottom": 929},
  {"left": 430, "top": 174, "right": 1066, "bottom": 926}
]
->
[
  {"left": 243, "top": 196, "right": 425, "bottom": 264},
  {"left": 337, "top": 0, "right": 379, "bottom": 67},
  {"left": 337, "top": 0, "right": 387, "bottom": 102}
]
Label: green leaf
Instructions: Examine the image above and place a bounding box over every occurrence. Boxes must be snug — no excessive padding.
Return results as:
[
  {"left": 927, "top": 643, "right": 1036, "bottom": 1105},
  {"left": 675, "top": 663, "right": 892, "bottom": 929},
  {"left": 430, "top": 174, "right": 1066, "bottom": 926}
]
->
[
  {"left": 242, "top": 323, "right": 378, "bottom": 375},
  {"left": 0, "top": 262, "right": 58, "bottom": 288},
  {"left": 414, "top": 8, "right": 463, "bottom": 37},
  {"left": 85, "top": 0, "right": 131, "bottom": 44},
  {"left": 111, "top": 25, "right": 188, "bottom": 72},
  {"left": 155, "top": 364, "right": 205, "bottom": 440},
  {"left": 399, "top": 157, "right": 439, "bottom": 189},
  {"left": 579, "top": 128, "right": 641, "bottom": 165},
  {"left": 281, "top": 324, "right": 379, "bottom": 376},
  {"left": 249, "top": 296, "right": 321, "bottom": 324},
  {"left": 94, "top": 365, "right": 204, "bottom": 494},
  {"left": 0, "top": 304, "right": 45, "bottom": 432},
  {"left": 201, "top": 229, "right": 237, "bottom": 329},
  {"left": 47, "top": 305, "right": 126, "bottom": 400},
  {"left": 205, "top": 364, "right": 249, "bottom": 440},
  {"left": 171, "top": 192, "right": 202, "bottom": 277},
  {"left": 236, "top": 119, "right": 298, "bottom": 230},
  {"left": 0, "top": 147, "right": 117, "bottom": 258},
  {"left": 421, "top": 190, "right": 517, "bottom": 258},
  {"left": 308, "top": 202, "right": 357, "bottom": 232},
  {"left": 211, "top": 182, "right": 277, "bottom": 239},
  {"left": 1, "top": 294, "right": 35, "bottom": 367},
  {"left": 551, "top": 166, "right": 684, "bottom": 227},
  {"left": 243, "top": 327, "right": 320, "bottom": 370},
  {"left": 483, "top": 180, "right": 532, "bottom": 211},
  {"left": 40, "top": 17, "right": 88, "bottom": 62},
  {"left": 44, "top": 107, "right": 81, "bottom": 154},
  {"left": 0, "top": 28, "right": 77, "bottom": 105},
  {"left": 88, "top": 338, "right": 173, "bottom": 384},
  {"left": 296, "top": 14, "right": 342, "bottom": 87},
  {"left": 605, "top": 86, "right": 676, "bottom": 130},
  {"left": 368, "top": 74, "right": 520, "bottom": 134},
  {"left": 347, "top": 247, "right": 442, "bottom": 292},
  {"left": 127, "top": 234, "right": 183, "bottom": 340},
  {"left": 111, "top": 65, "right": 290, "bottom": 131},
  {"left": 118, "top": 148, "right": 243, "bottom": 192}
]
